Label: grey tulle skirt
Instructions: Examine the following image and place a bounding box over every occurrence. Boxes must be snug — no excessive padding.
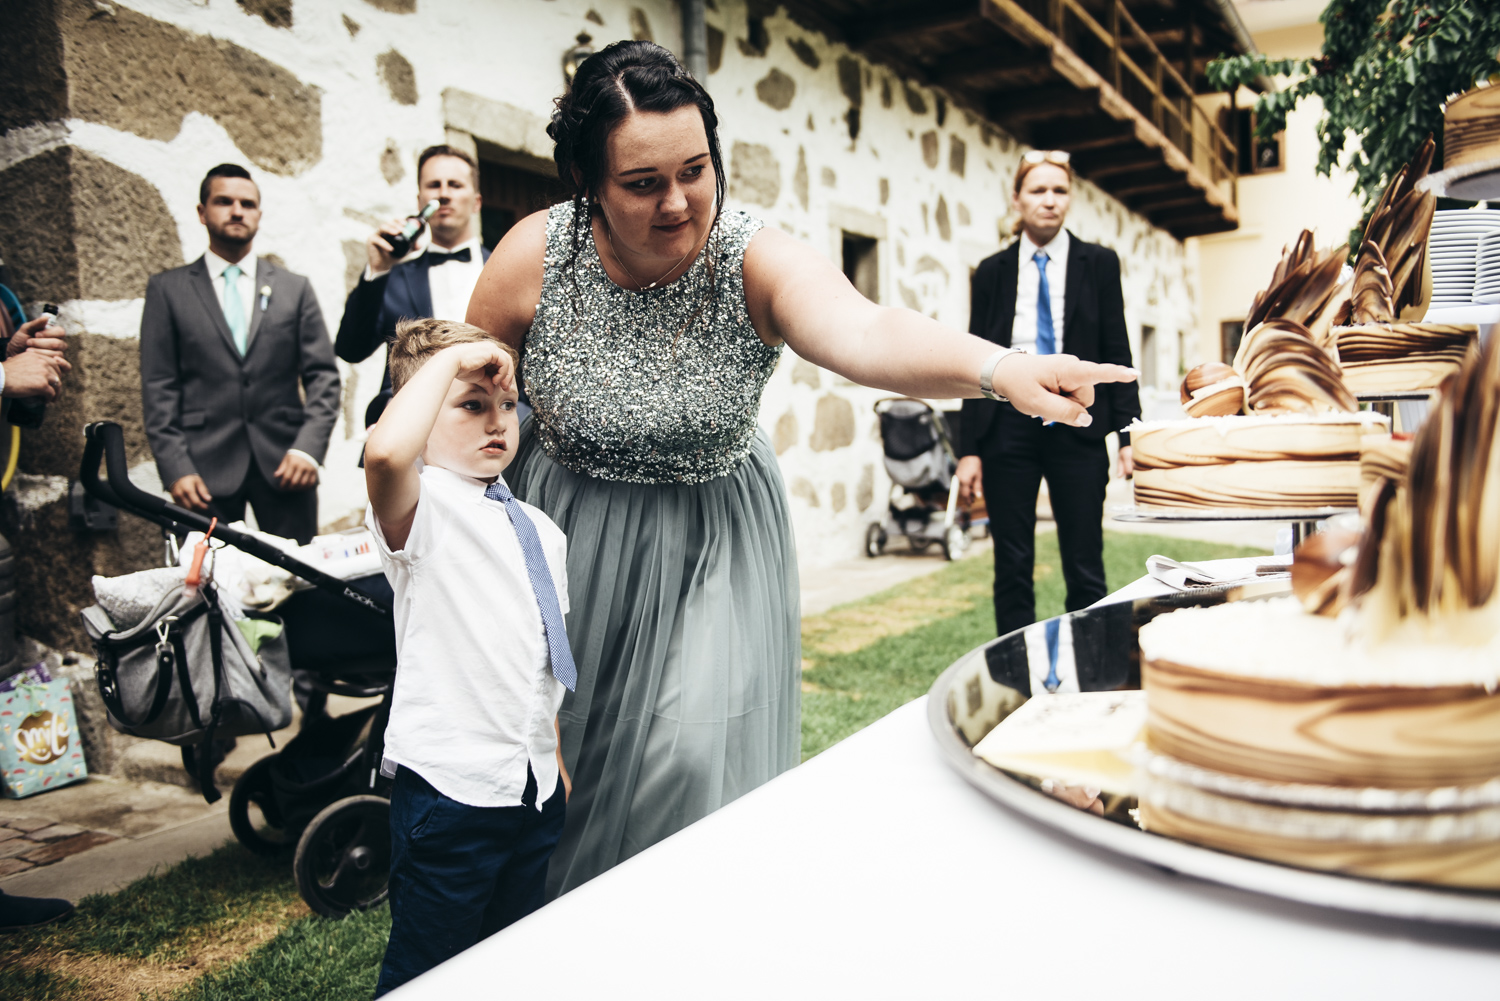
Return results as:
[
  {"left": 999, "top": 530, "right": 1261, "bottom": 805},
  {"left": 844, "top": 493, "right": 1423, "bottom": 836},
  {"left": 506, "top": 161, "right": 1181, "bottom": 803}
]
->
[{"left": 507, "top": 423, "right": 801, "bottom": 896}]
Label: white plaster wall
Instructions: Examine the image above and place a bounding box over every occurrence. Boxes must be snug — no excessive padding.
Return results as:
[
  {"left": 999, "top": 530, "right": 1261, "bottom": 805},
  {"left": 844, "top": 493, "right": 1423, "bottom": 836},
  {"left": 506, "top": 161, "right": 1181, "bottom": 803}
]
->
[
  {"left": 11, "top": 0, "right": 1194, "bottom": 570},
  {"left": 704, "top": 2, "right": 1195, "bottom": 567}
]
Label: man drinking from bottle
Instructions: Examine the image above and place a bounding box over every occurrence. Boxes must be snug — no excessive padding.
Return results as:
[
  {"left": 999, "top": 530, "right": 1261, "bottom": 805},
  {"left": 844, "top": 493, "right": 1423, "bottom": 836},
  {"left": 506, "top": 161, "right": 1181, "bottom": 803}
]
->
[{"left": 336, "top": 145, "right": 496, "bottom": 429}]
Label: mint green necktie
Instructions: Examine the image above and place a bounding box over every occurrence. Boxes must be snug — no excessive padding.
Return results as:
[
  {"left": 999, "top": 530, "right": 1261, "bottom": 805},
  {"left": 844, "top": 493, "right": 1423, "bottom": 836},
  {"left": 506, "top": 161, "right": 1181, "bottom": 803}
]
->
[{"left": 222, "top": 263, "right": 248, "bottom": 355}]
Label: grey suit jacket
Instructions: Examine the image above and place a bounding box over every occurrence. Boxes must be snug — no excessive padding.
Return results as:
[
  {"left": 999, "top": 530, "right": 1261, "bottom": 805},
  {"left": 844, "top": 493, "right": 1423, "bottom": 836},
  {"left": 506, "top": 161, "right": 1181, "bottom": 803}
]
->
[{"left": 140, "top": 255, "right": 341, "bottom": 496}]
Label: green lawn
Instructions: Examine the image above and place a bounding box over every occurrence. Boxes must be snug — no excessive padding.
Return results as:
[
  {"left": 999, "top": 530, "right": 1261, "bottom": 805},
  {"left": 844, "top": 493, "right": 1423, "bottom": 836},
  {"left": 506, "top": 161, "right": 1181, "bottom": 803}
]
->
[
  {"left": 798, "top": 530, "right": 1268, "bottom": 759},
  {"left": 0, "top": 530, "right": 1265, "bottom": 1000}
]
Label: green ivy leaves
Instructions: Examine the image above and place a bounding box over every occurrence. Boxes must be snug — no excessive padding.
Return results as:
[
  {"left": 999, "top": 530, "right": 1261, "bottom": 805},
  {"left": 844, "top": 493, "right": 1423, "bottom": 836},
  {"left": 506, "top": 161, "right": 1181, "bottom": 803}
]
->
[{"left": 1207, "top": 0, "right": 1500, "bottom": 249}]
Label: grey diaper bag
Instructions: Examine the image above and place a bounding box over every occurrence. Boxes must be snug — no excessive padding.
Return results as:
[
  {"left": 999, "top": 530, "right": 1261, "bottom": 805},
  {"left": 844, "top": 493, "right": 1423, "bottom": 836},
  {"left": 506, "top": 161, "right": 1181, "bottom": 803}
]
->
[{"left": 82, "top": 581, "right": 292, "bottom": 802}]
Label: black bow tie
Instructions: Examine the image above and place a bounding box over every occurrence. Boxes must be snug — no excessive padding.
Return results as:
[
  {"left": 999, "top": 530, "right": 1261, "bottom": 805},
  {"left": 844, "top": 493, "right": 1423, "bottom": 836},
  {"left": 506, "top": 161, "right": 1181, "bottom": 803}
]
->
[{"left": 426, "top": 247, "right": 472, "bottom": 266}]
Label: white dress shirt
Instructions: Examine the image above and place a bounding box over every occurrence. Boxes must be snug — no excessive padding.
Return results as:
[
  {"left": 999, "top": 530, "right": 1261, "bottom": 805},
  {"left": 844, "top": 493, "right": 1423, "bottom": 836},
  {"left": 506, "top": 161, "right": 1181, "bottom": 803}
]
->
[
  {"left": 1011, "top": 229, "right": 1070, "bottom": 353},
  {"left": 365, "top": 236, "right": 485, "bottom": 322},
  {"left": 425, "top": 236, "right": 486, "bottom": 322},
  {"left": 204, "top": 248, "right": 257, "bottom": 334},
  {"left": 369, "top": 464, "right": 569, "bottom": 810}
]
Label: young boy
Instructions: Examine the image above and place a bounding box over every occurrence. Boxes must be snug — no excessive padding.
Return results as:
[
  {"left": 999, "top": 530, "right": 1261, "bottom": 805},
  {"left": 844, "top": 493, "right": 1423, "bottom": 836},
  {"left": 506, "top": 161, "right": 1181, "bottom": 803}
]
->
[{"left": 365, "top": 318, "right": 574, "bottom": 997}]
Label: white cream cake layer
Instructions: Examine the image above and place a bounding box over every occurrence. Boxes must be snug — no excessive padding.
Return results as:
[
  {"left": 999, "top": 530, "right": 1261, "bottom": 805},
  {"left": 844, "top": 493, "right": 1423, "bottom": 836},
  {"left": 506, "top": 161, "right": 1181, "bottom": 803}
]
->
[{"left": 1139, "top": 597, "right": 1500, "bottom": 689}]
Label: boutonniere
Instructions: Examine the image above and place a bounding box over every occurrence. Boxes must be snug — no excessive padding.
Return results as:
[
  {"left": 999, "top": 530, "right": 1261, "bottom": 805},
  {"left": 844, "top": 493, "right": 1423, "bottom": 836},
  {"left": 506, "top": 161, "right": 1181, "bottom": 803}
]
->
[{"left": 259, "top": 285, "right": 272, "bottom": 310}]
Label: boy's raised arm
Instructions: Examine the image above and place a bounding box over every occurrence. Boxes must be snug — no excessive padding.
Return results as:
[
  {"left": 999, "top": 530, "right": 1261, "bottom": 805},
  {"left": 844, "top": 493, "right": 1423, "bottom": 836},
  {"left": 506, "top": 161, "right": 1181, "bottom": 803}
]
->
[{"left": 364, "top": 342, "right": 514, "bottom": 550}]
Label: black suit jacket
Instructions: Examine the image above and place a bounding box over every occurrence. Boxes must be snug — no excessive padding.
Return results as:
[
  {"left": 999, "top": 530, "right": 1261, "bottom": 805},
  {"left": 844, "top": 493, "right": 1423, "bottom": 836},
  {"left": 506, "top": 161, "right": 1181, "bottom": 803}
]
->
[
  {"left": 959, "top": 231, "right": 1141, "bottom": 458},
  {"left": 335, "top": 246, "right": 492, "bottom": 427},
  {"left": 140, "top": 256, "right": 340, "bottom": 496}
]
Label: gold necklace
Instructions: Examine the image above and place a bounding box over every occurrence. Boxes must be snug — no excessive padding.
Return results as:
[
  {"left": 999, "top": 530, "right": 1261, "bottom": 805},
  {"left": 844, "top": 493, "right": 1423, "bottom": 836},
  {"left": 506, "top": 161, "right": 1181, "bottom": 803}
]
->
[{"left": 603, "top": 220, "right": 700, "bottom": 290}]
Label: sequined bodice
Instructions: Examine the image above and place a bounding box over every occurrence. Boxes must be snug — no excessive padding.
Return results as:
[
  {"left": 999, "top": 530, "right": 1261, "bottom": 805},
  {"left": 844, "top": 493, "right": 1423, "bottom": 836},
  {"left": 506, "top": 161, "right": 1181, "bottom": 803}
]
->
[{"left": 524, "top": 203, "right": 780, "bottom": 484}]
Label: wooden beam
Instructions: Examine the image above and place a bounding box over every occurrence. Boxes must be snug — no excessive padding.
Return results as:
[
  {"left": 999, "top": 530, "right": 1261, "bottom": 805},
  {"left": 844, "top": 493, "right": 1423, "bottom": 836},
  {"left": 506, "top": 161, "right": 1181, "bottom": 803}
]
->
[
  {"left": 845, "top": 2, "right": 980, "bottom": 47},
  {"left": 1033, "top": 117, "right": 1138, "bottom": 151},
  {"left": 1129, "top": 191, "right": 1209, "bottom": 212},
  {"left": 932, "top": 48, "right": 1053, "bottom": 88},
  {"left": 1150, "top": 203, "right": 1230, "bottom": 226},
  {"left": 1112, "top": 178, "right": 1186, "bottom": 199},
  {"left": 989, "top": 85, "right": 1102, "bottom": 124},
  {"left": 1098, "top": 165, "right": 1182, "bottom": 189},
  {"left": 1070, "top": 144, "right": 1163, "bottom": 172}
]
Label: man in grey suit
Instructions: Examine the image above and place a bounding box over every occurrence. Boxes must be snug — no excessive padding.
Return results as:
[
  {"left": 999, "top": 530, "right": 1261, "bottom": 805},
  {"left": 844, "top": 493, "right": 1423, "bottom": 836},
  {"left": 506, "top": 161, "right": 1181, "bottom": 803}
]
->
[{"left": 141, "top": 164, "right": 340, "bottom": 544}]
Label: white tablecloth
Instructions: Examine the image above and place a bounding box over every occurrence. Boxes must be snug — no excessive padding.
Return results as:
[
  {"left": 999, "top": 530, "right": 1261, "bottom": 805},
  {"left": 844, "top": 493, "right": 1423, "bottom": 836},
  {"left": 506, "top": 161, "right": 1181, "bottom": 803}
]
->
[{"left": 395, "top": 698, "right": 1500, "bottom": 999}]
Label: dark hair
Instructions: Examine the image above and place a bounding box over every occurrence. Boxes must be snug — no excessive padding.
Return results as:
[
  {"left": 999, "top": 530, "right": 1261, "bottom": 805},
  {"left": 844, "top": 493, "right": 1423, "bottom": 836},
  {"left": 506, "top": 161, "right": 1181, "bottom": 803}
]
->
[
  {"left": 547, "top": 41, "right": 726, "bottom": 311},
  {"left": 417, "top": 144, "right": 478, "bottom": 186},
  {"left": 199, "top": 163, "right": 256, "bottom": 205}
]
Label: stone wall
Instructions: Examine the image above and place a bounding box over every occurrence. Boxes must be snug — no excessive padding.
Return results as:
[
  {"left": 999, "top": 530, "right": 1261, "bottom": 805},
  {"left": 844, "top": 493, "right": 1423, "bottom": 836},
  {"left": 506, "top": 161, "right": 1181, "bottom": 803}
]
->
[{"left": 0, "top": 0, "right": 1196, "bottom": 665}]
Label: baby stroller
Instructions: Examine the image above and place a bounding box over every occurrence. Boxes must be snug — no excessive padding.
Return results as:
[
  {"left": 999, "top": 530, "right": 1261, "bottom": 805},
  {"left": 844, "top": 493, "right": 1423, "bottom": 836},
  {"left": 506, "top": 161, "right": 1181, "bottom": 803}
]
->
[
  {"left": 864, "top": 398, "right": 980, "bottom": 561},
  {"left": 81, "top": 421, "right": 395, "bottom": 918}
]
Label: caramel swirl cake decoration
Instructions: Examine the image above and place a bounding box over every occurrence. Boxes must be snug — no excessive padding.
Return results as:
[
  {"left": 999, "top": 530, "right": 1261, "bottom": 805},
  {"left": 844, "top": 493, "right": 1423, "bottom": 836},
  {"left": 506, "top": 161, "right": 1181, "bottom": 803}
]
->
[
  {"left": 1179, "top": 231, "right": 1356, "bottom": 420},
  {"left": 1331, "top": 136, "right": 1479, "bottom": 392}
]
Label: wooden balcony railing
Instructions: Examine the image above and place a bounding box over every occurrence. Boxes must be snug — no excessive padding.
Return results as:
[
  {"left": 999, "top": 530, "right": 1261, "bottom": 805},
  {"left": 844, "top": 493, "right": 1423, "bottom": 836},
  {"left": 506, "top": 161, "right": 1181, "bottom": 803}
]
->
[{"left": 1005, "top": 0, "right": 1238, "bottom": 207}]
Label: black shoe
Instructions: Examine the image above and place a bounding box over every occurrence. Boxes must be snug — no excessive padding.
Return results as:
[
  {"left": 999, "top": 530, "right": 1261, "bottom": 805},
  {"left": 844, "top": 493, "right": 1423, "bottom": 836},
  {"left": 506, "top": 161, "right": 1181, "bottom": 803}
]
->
[{"left": 0, "top": 890, "right": 75, "bottom": 932}]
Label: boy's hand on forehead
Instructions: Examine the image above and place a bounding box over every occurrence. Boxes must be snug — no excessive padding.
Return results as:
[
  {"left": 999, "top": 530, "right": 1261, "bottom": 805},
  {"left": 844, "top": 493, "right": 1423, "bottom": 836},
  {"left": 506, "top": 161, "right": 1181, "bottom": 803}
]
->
[{"left": 447, "top": 341, "right": 516, "bottom": 395}]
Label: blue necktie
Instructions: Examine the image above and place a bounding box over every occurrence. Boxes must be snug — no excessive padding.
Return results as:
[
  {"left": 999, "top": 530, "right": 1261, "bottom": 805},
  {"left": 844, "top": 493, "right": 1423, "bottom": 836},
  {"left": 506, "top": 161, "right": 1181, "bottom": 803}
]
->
[
  {"left": 1033, "top": 250, "right": 1056, "bottom": 356},
  {"left": 1043, "top": 618, "right": 1061, "bottom": 693},
  {"left": 483, "top": 481, "right": 577, "bottom": 691},
  {"left": 222, "top": 263, "right": 248, "bottom": 355}
]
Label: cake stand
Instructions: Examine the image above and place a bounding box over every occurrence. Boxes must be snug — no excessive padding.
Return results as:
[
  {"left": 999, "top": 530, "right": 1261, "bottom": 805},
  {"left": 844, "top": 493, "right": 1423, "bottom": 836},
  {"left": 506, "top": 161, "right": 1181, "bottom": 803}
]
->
[{"left": 1111, "top": 504, "right": 1356, "bottom": 547}]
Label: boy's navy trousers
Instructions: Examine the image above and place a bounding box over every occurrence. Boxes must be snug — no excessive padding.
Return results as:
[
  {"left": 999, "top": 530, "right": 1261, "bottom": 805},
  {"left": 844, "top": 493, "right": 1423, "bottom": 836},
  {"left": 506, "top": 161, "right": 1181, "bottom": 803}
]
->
[{"left": 374, "top": 764, "right": 565, "bottom": 997}]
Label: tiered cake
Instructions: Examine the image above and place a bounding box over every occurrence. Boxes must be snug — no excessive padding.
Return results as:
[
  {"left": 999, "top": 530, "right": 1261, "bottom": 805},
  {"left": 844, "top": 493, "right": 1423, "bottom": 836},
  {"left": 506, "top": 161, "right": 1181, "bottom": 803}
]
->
[
  {"left": 1135, "top": 334, "right": 1500, "bottom": 889},
  {"left": 1131, "top": 244, "right": 1390, "bottom": 510}
]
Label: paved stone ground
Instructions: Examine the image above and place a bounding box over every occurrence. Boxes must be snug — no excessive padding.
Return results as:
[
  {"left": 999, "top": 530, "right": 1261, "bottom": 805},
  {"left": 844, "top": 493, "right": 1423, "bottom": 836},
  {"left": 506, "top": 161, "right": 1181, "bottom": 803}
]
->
[{"left": 2, "top": 494, "right": 1278, "bottom": 902}]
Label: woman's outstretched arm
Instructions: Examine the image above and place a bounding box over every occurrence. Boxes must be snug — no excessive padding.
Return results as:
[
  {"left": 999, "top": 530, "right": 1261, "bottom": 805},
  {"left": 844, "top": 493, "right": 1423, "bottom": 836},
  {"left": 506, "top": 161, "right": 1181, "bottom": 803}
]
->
[{"left": 743, "top": 227, "right": 1136, "bottom": 428}]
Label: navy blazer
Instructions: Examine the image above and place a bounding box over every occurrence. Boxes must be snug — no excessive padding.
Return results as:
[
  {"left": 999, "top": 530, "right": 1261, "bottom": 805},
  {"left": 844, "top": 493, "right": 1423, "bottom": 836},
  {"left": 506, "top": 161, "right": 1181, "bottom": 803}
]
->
[
  {"left": 958, "top": 231, "right": 1141, "bottom": 458},
  {"left": 335, "top": 245, "right": 493, "bottom": 426}
]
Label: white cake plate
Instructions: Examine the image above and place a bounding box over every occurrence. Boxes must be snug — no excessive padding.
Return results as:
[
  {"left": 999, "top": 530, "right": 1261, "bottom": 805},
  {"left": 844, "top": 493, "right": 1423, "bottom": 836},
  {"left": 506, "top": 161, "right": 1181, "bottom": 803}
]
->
[{"left": 927, "top": 644, "right": 1500, "bottom": 929}]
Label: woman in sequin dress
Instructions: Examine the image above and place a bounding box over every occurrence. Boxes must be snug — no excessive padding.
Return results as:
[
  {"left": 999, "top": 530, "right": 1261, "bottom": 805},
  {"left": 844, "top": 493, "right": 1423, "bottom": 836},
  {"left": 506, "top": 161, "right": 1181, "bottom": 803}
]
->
[{"left": 467, "top": 42, "right": 1136, "bottom": 895}]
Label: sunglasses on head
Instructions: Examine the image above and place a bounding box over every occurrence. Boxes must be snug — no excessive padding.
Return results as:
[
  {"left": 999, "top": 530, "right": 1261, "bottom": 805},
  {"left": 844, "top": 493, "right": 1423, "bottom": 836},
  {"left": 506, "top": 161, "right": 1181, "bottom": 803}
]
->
[{"left": 1021, "top": 150, "right": 1071, "bottom": 165}]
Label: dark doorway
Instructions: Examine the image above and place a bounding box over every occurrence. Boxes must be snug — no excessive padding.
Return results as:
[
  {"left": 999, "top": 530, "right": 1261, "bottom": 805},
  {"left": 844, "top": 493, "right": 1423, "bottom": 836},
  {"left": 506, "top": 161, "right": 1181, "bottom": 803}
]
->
[{"left": 479, "top": 160, "right": 568, "bottom": 249}]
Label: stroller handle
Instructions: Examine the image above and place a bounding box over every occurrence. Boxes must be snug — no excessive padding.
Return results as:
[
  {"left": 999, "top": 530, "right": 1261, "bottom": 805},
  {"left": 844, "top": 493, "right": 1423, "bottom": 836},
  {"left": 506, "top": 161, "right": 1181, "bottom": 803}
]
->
[{"left": 81, "top": 422, "right": 392, "bottom": 618}]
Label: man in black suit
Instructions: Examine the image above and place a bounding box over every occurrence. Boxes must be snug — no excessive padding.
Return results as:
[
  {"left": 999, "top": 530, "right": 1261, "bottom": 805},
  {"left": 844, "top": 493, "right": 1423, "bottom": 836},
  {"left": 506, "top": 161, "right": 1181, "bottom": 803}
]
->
[
  {"left": 337, "top": 145, "right": 495, "bottom": 427},
  {"left": 140, "top": 164, "right": 340, "bottom": 544},
  {"left": 957, "top": 152, "right": 1141, "bottom": 636}
]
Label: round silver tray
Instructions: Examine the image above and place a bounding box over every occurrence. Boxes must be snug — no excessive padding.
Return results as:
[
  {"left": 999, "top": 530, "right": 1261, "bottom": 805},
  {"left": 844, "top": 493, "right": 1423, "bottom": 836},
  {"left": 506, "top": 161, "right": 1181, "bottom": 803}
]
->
[
  {"left": 1111, "top": 504, "right": 1356, "bottom": 523},
  {"left": 926, "top": 639, "right": 1500, "bottom": 929}
]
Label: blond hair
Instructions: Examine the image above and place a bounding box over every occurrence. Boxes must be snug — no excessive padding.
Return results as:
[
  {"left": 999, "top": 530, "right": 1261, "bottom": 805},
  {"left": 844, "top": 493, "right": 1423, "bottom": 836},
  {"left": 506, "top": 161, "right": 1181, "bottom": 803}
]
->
[{"left": 388, "top": 318, "right": 519, "bottom": 392}]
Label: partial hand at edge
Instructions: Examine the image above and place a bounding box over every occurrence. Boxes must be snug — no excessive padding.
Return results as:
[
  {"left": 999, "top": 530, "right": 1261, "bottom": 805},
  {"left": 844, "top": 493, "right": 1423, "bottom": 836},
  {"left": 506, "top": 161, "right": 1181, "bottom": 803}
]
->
[
  {"left": 1116, "top": 445, "right": 1134, "bottom": 479},
  {"left": 8, "top": 316, "right": 68, "bottom": 359},
  {"left": 2, "top": 350, "right": 70, "bottom": 401},
  {"left": 956, "top": 455, "right": 983, "bottom": 508},
  {"left": 170, "top": 474, "right": 214, "bottom": 511},
  {"left": 275, "top": 451, "right": 320, "bottom": 491},
  {"left": 994, "top": 353, "right": 1138, "bottom": 428}
]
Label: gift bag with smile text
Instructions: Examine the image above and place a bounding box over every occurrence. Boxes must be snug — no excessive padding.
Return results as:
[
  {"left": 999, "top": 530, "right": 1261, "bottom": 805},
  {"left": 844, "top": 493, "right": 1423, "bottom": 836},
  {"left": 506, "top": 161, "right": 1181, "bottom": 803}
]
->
[{"left": 0, "top": 675, "right": 88, "bottom": 798}]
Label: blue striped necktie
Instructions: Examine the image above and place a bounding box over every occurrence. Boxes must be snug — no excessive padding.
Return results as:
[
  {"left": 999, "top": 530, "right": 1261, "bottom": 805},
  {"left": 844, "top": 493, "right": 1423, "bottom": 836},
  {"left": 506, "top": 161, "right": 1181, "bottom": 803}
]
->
[
  {"left": 1033, "top": 250, "right": 1056, "bottom": 355},
  {"left": 483, "top": 481, "right": 577, "bottom": 691}
]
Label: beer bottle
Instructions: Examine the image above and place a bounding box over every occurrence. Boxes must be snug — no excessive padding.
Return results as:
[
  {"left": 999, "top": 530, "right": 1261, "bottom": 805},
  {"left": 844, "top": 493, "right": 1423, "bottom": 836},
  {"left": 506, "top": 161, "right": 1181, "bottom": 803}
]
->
[{"left": 386, "top": 200, "right": 440, "bottom": 260}]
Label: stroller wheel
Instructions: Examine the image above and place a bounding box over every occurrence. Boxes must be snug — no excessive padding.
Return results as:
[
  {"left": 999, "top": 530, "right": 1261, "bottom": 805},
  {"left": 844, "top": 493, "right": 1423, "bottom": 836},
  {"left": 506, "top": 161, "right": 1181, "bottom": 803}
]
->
[
  {"left": 864, "top": 523, "right": 887, "bottom": 558},
  {"left": 941, "top": 524, "right": 971, "bottom": 561},
  {"left": 229, "top": 755, "right": 294, "bottom": 856},
  {"left": 293, "top": 795, "right": 391, "bottom": 918}
]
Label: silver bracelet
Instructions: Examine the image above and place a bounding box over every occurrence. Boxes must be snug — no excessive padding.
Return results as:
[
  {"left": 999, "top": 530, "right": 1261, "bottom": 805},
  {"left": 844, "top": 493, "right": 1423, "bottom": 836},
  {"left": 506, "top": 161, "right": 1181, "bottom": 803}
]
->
[{"left": 979, "top": 347, "right": 1021, "bottom": 402}]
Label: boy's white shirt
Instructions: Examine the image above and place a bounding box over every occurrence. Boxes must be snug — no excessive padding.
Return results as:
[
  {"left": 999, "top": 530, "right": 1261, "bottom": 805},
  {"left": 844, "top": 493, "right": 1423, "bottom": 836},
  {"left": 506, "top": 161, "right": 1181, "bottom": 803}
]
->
[{"left": 369, "top": 463, "right": 568, "bottom": 810}]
